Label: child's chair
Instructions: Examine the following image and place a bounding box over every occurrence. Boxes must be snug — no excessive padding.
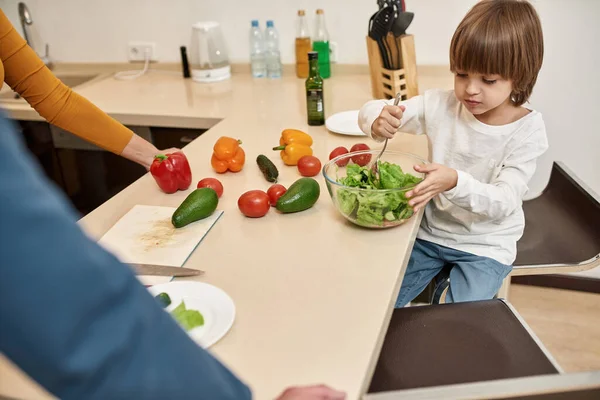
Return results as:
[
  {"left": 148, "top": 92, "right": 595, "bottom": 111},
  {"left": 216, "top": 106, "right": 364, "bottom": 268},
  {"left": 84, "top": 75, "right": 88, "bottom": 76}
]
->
[{"left": 430, "top": 161, "right": 600, "bottom": 304}]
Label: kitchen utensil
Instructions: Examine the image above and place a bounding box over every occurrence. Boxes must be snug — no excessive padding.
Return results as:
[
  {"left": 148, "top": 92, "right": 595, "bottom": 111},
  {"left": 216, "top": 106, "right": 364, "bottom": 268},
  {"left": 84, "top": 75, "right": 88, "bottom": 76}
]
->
[
  {"left": 323, "top": 150, "right": 427, "bottom": 229},
  {"left": 378, "top": 1, "right": 411, "bottom": 68},
  {"left": 390, "top": 12, "right": 414, "bottom": 68},
  {"left": 369, "top": 6, "right": 395, "bottom": 69},
  {"left": 325, "top": 110, "right": 365, "bottom": 136},
  {"left": 377, "top": 0, "right": 403, "bottom": 15},
  {"left": 148, "top": 281, "right": 235, "bottom": 348},
  {"left": 381, "top": 8, "right": 397, "bottom": 69},
  {"left": 369, "top": 93, "right": 402, "bottom": 177},
  {"left": 98, "top": 205, "right": 223, "bottom": 286},
  {"left": 189, "top": 21, "right": 231, "bottom": 83},
  {"left": 392, "top": 11, "right": 414, "bottom": 37},
  {"left": 368, "top": 10, "right": 389, "bottom": 69},
  {"left": 129, "top": 264, "right": 204, "bottom": 277},
  {"left": 385, "top": 33, "right": 400, "bottom": 70},
  {"left": 180, "top": 46, "right": 191, "bottom": 78}
]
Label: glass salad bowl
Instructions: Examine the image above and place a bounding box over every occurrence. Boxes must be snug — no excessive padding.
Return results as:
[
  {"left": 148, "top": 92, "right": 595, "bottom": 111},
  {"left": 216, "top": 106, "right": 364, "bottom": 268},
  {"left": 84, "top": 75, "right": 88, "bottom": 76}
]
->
[{"left": 322, "top": 150, "right": 428, "bottom": 229}]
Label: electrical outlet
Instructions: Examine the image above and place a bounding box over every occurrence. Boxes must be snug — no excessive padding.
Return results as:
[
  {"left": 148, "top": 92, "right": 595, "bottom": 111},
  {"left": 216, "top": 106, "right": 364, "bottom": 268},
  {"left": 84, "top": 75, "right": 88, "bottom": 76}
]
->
[{"left": 128, "top": 42, "right": 156, "bottom": 62}]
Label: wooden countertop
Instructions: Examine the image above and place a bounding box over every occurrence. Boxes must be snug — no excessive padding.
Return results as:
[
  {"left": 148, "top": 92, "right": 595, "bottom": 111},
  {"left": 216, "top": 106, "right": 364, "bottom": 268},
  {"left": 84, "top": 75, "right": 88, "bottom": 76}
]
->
[{"left": 0, "top": 66, "right": 453, "bottom": 400}]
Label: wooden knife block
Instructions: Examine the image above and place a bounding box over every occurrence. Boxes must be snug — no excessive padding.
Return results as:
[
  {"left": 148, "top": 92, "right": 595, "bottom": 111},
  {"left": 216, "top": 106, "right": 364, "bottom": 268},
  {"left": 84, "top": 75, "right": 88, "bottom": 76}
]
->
[{"left": 366, "top": 34, "right": 419, "bottom": 100}]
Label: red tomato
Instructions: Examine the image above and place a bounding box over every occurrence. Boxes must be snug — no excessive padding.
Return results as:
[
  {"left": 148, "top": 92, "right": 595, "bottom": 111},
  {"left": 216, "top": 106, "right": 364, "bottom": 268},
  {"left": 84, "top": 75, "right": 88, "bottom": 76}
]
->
[
  {"left": 297, "top": 155, "right": 322, "bottom": 177},
  {"left": 238, "top": 190, "right": 270, "bottom": 218},
  {"left": 197, "top": 178, "right": 224, "bottom": 198},
  {"left": 350, "top": 143, "right": 372, "bottom": 166},
  {"left": 267, "top": 184, "right": 287, "bottom": 207},
  {"left": 329, "top": 146, "right": 350, "bottom": 167}
]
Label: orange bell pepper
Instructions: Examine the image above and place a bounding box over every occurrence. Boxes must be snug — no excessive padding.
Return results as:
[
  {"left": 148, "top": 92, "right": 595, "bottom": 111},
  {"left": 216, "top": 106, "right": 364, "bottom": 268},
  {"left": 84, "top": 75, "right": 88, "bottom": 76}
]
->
[
  {"left": 272, "top": 129, "right": 313, "bottom": 166},
  {"left": 211, "top": 137, "right": 245, "bottom": 173}
]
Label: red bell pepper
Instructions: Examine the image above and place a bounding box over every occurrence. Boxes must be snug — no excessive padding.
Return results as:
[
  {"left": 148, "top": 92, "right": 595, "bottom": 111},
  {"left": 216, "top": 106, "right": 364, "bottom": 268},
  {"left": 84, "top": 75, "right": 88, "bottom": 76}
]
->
[{"left": 150, "top": 152, "right": 192, "bottom": 194}]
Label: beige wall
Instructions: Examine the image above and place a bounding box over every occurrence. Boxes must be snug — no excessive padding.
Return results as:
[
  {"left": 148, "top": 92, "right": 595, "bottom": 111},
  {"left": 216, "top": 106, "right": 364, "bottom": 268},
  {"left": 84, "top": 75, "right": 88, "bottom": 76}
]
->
[{"left": 0, "top": 0, "right": 477, "bottom": 64}]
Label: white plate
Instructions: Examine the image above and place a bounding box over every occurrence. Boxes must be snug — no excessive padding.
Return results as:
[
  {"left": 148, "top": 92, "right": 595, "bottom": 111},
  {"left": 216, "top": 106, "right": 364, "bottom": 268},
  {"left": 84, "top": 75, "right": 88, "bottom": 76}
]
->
[
  {"left": 148, "top": 281, "right": 235, "bottom": 348},
  {"left": 325, "top": 110, "right": 366, "bottom": 136}
]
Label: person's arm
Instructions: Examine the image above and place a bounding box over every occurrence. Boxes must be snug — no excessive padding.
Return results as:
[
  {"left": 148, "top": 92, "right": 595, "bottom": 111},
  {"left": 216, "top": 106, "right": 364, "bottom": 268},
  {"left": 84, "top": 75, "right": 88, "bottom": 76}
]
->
[
  {"left": 358, "top": 94, "right": 425, "bottom": 142},
  {"left": 120, "top": 134, "right": 179, "bottom": 169},
  {"left": 441, "top": 129, "right": 549, "bottom": 220},
  {"left": 0, "top": 113, "right": 251, "bottom": 400},
  {"left": 0, "top": 10, "right": 166, "bottom": 168}
]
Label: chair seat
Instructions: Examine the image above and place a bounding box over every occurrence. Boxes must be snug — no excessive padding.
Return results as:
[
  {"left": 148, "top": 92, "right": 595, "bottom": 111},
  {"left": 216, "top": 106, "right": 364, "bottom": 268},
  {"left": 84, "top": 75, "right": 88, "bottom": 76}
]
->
[{"left": 368, "top": 300, "right": 559, "bottom": 393}]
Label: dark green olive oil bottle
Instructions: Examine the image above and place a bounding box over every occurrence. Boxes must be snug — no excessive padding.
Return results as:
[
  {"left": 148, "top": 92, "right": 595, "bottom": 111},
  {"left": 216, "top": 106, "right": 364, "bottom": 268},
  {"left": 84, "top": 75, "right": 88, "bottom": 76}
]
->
[{"left": 305, "top": 51, "right": 324, "bottom": 126}]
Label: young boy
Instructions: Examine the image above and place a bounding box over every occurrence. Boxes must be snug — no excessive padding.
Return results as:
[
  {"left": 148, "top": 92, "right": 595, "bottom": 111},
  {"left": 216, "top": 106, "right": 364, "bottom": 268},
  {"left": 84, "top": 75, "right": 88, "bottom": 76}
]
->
[{"left": 358, "top": 0, "right": 548, "bottom": 307}]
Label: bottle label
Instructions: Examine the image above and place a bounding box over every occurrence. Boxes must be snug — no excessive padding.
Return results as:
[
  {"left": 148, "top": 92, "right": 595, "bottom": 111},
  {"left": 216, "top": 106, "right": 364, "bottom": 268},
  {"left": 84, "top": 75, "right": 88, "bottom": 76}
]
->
[{"left": 307, "top": 89, "right": 324, "bottom": 121}]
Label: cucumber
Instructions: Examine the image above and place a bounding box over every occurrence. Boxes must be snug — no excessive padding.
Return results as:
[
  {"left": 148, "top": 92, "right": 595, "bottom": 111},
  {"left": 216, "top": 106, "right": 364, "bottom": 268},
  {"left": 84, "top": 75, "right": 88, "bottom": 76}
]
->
[
  {"left": 276, "top": 177, "right": 320, "bottom": 213},
  {"left": 155, "top": 292, "right": 171, "bottom": 308},
  {"left": 172, "top": 188, "right": 218, "bottom": 228},
  {"left": 256, "top": 154, "right": 279, "bottom": 183}
]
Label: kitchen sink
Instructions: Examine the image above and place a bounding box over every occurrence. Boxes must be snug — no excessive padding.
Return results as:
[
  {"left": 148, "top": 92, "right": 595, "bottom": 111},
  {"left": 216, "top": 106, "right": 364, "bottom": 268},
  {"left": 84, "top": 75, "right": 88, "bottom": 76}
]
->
[{"left": 0, "top": 73, "right": 99, "bottom": 102}]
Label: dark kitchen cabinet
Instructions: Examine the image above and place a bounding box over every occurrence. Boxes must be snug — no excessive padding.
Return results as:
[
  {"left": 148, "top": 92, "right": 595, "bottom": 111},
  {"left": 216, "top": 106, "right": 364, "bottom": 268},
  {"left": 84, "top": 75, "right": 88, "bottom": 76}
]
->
[
  {"left": 16, "top": 120, "right": 66, "bottom": 190},
  {"left": 151, "top": 126, "right": 204, "bottom": 149}
]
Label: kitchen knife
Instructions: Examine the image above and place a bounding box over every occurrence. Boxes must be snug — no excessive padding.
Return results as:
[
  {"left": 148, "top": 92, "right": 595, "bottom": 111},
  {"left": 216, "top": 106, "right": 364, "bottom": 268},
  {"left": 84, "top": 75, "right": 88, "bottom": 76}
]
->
[{"left": 128, "top": 264, "right": 204, "bottom": 277}]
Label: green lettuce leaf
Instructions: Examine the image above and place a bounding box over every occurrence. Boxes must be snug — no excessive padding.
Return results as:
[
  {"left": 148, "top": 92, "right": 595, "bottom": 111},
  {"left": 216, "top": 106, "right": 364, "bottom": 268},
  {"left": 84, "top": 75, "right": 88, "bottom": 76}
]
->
[
  {"left": 379, "top": 162, "right": 421, "bottom": 189},
  {"left": 336, "top": 161, "right": 422, "bottom": 226},
  {"left": 170, "top": 300, "right": 204, "bottom": 331},
  {"left": 337, "top": 189, "right": 358, "bottom": 215}
]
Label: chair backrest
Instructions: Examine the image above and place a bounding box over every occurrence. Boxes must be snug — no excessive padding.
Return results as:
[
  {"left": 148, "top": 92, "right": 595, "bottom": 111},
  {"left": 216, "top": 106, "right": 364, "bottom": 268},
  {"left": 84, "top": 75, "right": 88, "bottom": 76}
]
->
[{"left": 515, "top": 161, "right": 600, "bottom": 267}]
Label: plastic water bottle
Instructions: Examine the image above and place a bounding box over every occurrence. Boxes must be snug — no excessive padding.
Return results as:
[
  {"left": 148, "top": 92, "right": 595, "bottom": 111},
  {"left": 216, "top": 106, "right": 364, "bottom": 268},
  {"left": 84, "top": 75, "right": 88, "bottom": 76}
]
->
[
  {"left": 264, "top": 20, "right": 282, "bottom": 78},
  {"left": 249, "top": 20, "right": 266, "bottom": 78}
]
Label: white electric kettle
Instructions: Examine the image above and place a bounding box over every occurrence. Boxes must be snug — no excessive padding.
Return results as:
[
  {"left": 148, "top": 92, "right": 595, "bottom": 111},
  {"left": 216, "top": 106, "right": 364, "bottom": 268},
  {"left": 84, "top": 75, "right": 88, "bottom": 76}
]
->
[{"left": 189, "top": 21, "right": 231, "bottom": 83}]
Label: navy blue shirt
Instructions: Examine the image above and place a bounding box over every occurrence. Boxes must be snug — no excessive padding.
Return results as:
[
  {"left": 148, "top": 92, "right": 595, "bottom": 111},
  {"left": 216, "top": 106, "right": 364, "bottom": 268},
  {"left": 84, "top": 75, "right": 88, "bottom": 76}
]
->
[{"left": 0, "top": 113, "right": 252, "bottom": 400}]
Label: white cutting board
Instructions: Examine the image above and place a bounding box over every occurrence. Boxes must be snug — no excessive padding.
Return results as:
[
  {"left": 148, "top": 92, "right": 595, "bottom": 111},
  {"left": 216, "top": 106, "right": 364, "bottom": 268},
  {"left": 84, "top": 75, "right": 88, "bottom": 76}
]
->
[{"left": 98, "top": 205, "right": 223, "bottom": 286}]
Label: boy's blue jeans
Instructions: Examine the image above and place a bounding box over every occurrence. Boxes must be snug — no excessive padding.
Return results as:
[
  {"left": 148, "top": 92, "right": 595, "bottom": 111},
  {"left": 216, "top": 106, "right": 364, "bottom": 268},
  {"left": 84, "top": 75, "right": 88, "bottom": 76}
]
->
[{"left": 395, "top": 239, "right": 513, "bottom": 308}]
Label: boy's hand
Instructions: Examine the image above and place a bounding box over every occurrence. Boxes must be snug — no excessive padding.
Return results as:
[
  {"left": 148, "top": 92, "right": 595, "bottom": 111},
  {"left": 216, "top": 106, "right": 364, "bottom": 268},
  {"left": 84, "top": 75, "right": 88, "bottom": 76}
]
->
[
  {"left": 406, "top": 163, "right": 458, "bottom": 211},
  {"left": 371, "top": 105, "right": 405, "bottom": 140}
]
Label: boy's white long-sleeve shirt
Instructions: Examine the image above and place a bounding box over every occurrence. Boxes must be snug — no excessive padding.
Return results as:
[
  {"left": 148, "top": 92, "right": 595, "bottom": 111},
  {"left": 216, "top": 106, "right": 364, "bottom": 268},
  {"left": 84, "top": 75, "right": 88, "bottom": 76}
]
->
[{"left": 358, "top": 89, "right": 549, "bottom": 265}]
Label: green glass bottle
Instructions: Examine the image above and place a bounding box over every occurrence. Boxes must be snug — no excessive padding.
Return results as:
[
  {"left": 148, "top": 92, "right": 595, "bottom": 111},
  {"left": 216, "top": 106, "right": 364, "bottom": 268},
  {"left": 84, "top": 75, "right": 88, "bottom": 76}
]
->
[
  {"left": 312, "top": 9, "right": 331, "bottom": 79},
  {"left": 305, "top": 51, "right": 324, "bottom": 126}
]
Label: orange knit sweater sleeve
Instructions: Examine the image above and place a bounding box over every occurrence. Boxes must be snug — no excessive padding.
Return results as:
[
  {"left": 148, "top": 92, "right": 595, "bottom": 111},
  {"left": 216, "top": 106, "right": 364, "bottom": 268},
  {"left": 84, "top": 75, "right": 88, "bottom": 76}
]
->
[{"left": 0, "top": 10, "right": 133, "bottom": 154}]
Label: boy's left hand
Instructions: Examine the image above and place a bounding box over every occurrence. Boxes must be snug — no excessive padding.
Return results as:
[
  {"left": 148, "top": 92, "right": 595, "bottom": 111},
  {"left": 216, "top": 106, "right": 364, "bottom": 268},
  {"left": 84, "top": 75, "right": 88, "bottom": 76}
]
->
[{"left": 406, "top": 163, "right": 458, "bottom": 211}]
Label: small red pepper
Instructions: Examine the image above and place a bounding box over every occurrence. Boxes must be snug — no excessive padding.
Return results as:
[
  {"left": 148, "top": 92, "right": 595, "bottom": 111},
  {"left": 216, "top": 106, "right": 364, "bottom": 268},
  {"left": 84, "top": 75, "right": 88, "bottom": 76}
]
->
[{"left": 150, "top": 152, "right": 192, "bottom": 194}]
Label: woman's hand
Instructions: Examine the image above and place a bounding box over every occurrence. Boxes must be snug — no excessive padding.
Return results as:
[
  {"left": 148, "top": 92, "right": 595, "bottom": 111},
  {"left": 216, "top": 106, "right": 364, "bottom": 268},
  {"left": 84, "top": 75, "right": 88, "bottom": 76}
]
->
[{"left": 121, "top": 134, "right": 181, "bottom": 169}]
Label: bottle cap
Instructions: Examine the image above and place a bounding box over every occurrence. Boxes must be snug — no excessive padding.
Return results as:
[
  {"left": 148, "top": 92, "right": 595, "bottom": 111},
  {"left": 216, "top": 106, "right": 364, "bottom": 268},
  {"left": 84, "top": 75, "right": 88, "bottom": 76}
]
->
[
  {"left": 316, "top": 9, "right": 324, "bottom": 15},
  {"left": 308, "top": 51, "right": 318, "bottom": 61},
  {"left": 298, "top": 10, "right": 305, "bottom": 16},
  {"left": 251, "top": 20, "right": 259, "bottom": 27},
  {"left": 266, "top": 20, "right": 274, "bottom": 28}
]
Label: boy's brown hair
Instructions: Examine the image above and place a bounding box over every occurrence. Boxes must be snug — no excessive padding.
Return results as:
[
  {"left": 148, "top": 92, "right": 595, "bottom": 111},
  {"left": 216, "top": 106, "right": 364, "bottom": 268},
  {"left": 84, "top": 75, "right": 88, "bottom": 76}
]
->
[{"left": 450, "top": 0, "right": 544, "bottom": 106}]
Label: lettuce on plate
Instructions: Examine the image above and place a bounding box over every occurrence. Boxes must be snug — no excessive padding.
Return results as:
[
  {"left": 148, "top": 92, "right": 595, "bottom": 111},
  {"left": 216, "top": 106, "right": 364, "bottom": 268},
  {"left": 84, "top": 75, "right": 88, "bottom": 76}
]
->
[{"left": 171, "top": 300, "right": 204, "bottom": 331}]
